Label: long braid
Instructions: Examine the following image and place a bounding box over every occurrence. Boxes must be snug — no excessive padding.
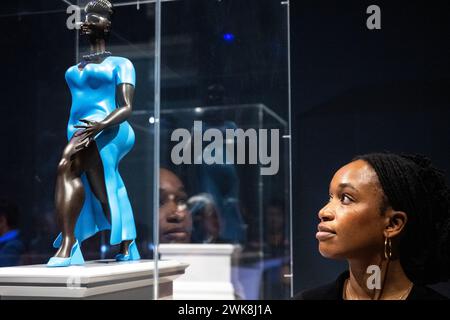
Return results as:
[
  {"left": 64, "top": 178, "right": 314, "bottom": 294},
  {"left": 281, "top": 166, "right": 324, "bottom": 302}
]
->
[{"left": 354, "top": 152, "right": 450, "bottom": 285}]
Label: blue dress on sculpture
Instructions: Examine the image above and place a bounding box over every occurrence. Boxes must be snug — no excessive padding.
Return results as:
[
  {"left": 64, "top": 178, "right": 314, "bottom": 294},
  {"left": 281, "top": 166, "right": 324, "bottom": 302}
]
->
[{"left": 54, "top": 56, "right": 137, "bottom": 248}]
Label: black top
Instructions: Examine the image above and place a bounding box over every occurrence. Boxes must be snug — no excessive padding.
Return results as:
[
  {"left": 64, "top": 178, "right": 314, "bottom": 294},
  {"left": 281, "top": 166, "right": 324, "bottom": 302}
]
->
[{"left": 294, "top": 271, "right": 448, "bottom": 300}]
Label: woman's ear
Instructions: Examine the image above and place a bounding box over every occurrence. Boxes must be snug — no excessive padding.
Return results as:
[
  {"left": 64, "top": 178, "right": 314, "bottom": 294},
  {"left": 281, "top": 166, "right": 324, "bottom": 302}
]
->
[{"left": 384, "top": 210, "right": 408, "bottom": 238}]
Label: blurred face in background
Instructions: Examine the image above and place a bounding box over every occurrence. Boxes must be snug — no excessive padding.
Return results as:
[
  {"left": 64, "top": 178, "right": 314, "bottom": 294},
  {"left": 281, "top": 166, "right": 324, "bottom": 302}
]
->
[
  {"left": 192, "top": 203, "right": 221, "bottom": 243},
  {"left": 159, "top": 169, "right": 192, "bottom": 243}
]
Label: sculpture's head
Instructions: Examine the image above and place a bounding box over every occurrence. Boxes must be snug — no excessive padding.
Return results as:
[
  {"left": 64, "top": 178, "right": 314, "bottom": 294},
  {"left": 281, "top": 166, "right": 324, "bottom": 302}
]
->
[{"left": 81, "top": 0, "right": 114, "bottom": 40}]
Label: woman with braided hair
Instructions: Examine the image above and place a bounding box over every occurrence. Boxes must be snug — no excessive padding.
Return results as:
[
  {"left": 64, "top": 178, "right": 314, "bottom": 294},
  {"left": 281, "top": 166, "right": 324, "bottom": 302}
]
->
[{"left": 295, "top": 152, "right": 450, "bottom": 300}]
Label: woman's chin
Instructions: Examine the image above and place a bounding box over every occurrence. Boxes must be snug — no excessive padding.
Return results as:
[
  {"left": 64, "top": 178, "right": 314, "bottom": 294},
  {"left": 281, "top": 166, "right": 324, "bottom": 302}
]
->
[{"left": 318, "top": 245, "right": 342, "bottom": 259}]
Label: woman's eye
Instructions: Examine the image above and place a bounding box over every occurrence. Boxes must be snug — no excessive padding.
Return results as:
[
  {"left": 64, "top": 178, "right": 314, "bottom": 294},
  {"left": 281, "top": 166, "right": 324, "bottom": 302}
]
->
[
  {"left": 177, "top": 197, "right": 188, "bottom": 206},
  {"left": 340, "top": 194, "right": 353, "bottom": 204}
]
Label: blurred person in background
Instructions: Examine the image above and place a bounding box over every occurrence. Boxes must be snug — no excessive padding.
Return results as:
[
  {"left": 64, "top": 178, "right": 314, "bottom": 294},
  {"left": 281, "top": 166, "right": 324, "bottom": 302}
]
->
[
  {"left": 0, "top": 198, "right": 25, "bottom": 267},
  {"left": 159, "top": 168, "right": 192, "bottom": 243},
  {"left": 189, "top": 193, "right": 226, "bottom": 244}
]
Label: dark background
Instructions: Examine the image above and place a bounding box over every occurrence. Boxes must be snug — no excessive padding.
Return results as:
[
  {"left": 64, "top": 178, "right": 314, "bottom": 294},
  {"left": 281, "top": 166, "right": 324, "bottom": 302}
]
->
[
  {"left": 0, "top": 0, "right": 449, "bottom": 297},
  {"left": 290, "top": 0, "right": 450, "bottom": 295}
]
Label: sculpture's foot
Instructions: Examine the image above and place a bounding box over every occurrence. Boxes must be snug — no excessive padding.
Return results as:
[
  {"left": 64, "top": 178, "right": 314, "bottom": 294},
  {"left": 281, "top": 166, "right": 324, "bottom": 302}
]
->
[
  {"left": 115, "top": 240, "right": 140, "bottom": 261},
  {"left": 47, "top": 240, "right": 84, "bottom": 267}
]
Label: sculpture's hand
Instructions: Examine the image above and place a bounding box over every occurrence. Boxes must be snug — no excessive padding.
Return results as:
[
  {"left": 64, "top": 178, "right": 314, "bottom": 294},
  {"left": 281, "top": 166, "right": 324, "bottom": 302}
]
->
[{"left": 74, "top": 119, "right": 106, "bottom": 150}]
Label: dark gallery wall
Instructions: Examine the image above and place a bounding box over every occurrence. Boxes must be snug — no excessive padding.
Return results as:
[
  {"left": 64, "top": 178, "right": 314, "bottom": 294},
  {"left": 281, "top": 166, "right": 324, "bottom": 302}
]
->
[
  {"left": 0, "top": 4, "right": 74, "bottom": 237},
  {"left": 290, "top": 0, "right": 450, "bottom": 295}
]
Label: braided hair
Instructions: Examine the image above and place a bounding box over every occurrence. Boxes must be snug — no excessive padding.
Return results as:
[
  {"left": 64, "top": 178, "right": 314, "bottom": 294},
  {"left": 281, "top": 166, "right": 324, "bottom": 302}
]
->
[
  {"left": 354, "top": 152, "right": 450, "bottom": 285},
  {"left": 85, "top": 0, "right": 114, "bottom": 17}
]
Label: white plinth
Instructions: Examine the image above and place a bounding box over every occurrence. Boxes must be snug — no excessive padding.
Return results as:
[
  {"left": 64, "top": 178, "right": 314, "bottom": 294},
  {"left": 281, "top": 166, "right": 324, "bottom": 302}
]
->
[
  {"left": 159, "top": 244, "right": 241, "bottom": 300},
  {"left": 0, "top": 260, "right": 188, "bottom": 300}
]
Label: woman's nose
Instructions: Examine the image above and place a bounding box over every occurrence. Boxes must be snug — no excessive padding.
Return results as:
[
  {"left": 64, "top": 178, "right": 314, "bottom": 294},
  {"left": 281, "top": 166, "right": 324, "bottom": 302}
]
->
[
  {"left": 318, "top": 203, "right": 335, "bottom": 221},
  {"left": 167, "top": 204, "right": 188, "bottom": 222},
  {"left": 176, "top": 206, "right": 188, "bottom": 219}
]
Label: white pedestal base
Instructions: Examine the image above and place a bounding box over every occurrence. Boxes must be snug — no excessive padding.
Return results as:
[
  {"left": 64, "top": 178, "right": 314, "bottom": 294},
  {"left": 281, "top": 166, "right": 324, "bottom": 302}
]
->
[
  {"left": 159, "top": 244, "right": 240, "bottom": 300},
  {"left": 0, "top": 260, "right": 188, "bottom": 300}
]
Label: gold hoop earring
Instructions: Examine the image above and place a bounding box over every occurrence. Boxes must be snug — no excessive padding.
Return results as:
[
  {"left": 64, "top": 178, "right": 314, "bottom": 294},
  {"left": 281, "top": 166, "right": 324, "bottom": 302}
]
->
[{"left": 384, "top": 237, "right": 392, "bottom": 260}]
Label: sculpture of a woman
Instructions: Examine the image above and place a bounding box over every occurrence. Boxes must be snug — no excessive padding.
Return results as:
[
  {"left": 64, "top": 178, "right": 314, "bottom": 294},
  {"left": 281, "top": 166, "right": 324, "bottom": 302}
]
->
[{"left": 48, "top": 0, "right": 140, "bottom": 266}]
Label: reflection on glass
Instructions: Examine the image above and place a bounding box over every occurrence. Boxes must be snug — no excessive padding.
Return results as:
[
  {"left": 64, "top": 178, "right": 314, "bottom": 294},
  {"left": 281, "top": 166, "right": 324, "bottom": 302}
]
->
[
  {"left": 156, "top": 0, "right": 291, "bottom": 299},
  {"left": 159, "top": 168, "right": 192, "bottom": 243},
  {"left": 1, "top": 0, "right": 291, "bottom": 300},
  {"left": 189, "top": 193, "right": 224, "bottom": 244}
]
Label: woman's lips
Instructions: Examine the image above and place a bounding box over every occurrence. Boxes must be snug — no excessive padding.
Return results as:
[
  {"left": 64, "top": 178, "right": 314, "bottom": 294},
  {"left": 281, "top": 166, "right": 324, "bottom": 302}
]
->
[
  {"left": 316, "top": 224, "right": 336, "bottom": 241},
  {"left": 166, "top": 231, "right": 187, "bottom": 237},
  {"left": 164, "top": 229, "right": 189, "bottom": 241},
  {"left": 316, "top": 231, "right": 336, "bottom": 241}
]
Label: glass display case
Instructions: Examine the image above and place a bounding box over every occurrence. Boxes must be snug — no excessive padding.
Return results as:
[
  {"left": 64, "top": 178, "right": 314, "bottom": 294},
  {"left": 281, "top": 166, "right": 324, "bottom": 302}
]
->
[{"left": 0, "top": 0, "right": 291, "bottom": 300}]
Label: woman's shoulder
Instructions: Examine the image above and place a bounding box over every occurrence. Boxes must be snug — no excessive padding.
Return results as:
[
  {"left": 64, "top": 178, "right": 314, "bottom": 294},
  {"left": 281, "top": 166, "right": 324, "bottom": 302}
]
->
[
  {"left": 292, "top": 270, "right": 450, "bottom": 300},
  {"left": 408, "top": 285, "right": 449, "bottom": 300},
  {"left": 107, "top": 56, "right": 134, "bottom": 68},
  {"left": 293, "top": 271, "right": 348, "bottom": 300}
]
